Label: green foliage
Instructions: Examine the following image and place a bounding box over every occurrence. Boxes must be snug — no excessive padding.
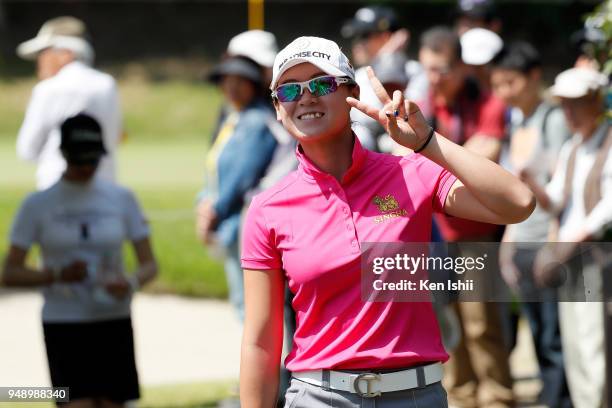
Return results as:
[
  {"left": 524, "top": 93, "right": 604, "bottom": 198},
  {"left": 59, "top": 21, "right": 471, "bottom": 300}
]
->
[{"left": 582, "top": 0, "right": 612, "bottom": 75}]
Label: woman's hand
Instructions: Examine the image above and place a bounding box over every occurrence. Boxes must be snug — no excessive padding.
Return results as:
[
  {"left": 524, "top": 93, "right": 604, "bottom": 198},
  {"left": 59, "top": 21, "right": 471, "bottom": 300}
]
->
[
  {"left": 346, "top": 68, "right": 534, "bottom": 225},
  {"left": 196, "top": 199, "right": 218, "bottom": 245},
  {"left": 104, "top": 276, "right": 131, "bottom": 299},
  {"left": 58, "top": 260, "right": 88, "bottom": 283},
  {"left": 533, "top": 244, "right": 570, "bottom": 289},
  {"left": 346, "top": 66, "right": 431, "bottom": 151}
]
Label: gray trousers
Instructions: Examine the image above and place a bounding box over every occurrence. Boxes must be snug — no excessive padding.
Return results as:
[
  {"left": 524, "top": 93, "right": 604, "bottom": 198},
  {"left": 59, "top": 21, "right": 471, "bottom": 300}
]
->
[{"left": 284, "top": 378, "right": 448, "bottom": 408}]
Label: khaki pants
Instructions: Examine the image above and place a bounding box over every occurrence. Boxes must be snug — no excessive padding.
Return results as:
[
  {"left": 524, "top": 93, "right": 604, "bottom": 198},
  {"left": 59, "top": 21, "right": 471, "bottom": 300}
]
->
[
  {"left": 559, "top": 261, "right": 605, "bottom": 408},
  {"left": 443, "top": 239, "right": 514, "bottom": 407},
  {"left": 559, "top": 301, "right": 605, "bottom": 408},
  {"left": 443, "top": 302, "right": 514, "bottom": 408}
]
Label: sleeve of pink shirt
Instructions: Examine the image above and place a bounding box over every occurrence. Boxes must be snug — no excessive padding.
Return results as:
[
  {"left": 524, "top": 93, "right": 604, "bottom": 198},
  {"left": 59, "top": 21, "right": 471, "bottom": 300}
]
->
[
  {"left": 241, "top": 195, "right": 283, "bottom": 270},
  {"left": 413, "top": 156, "right": 458, "bottom": 213}
]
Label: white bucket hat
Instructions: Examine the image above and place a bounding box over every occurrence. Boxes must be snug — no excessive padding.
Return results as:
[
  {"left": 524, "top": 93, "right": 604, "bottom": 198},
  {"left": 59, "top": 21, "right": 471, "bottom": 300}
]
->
[
  {"left": 227, "top": 30, "right": 278, "bottom": 68},
  {"left": 551, "top": 67, "right": 609, "bottom": 99}
]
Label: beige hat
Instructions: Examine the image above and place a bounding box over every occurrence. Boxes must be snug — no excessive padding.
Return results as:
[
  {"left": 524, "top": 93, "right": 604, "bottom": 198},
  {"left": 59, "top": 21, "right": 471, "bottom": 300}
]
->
[
  {"left": 17, "top": 16, "right": 93, "bottom": 63},
  {"left": 550, "top": 67, "right": 609, "bottom": 99}
]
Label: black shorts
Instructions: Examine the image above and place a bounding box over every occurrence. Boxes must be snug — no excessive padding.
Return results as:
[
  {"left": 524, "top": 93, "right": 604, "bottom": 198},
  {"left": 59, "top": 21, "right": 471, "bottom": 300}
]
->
[{"left": 43, "top": 317, "right": 140, "bottom": 404}]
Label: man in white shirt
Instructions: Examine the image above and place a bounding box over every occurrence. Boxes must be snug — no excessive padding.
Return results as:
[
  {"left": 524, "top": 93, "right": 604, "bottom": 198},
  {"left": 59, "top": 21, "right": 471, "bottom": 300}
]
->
[
  {"left": 16, "top": 16, "right": 122, "bottom": 190},
  {"left": 522, "top": 67, "right": 610, "bottom": 408}
]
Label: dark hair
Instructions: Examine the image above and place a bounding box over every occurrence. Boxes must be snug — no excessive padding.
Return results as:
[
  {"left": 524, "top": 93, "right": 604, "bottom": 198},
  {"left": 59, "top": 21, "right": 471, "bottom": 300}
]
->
[
  {"left": 420, "top": 26, "right": 462, "bottom": 62},
  {"left": 455, "top": 0, "right": 498, "bottom": 24},
  {"left": 491, "top": 41, "right": 541, "bottom": 74},
  {"left": 60, "top": 113, "right": 103, "bottom": 152},
  {"left": 60, "top": 113, "right": 106, "bottom": 164}
]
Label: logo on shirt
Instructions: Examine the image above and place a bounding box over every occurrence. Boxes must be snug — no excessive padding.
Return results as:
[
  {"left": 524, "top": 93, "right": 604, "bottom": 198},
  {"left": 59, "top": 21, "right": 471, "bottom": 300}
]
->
[{"left": 373, "top": 195, "right": 408, "bottom": 223}]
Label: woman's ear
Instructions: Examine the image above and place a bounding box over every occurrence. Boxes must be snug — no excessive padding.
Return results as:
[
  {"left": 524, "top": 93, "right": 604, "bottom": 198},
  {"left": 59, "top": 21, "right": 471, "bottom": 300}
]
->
[{"left": 273, "top": 99, "right": 283, "bottom": 121}]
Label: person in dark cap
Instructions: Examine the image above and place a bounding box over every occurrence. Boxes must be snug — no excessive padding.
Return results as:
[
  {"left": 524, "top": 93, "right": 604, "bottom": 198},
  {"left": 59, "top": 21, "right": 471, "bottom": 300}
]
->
[
  {"left": 196, "top": 56, "right": 277, "bottom": 324},
  {"left": 3, "top": 113, "right": 157, "bottom": 408},
  {"left": 454, "top": 0, "right": 502, "bottom": 36},
  {"left": 341, "top": 5, "right": 424, "bottom": 151},
  {"left": 341, "top": 5, "right": 400, "bottom": 66}
]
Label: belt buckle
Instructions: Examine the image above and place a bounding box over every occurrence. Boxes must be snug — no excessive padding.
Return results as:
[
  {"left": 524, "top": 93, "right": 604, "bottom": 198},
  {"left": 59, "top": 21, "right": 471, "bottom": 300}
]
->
[{"left": 353, "top": 372, "right": 382, "bottom": 398}]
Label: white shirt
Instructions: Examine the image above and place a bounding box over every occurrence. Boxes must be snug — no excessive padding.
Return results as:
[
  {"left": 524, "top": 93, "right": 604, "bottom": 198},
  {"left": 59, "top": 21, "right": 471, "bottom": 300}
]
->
[
  {"left": 10, "top": 178, "right": 149, "bottom": 322},
  {"left": 546, "top": 121, "right": 612, "bottom": 240},
  {"left": 16, "top": 61, "right": 122, "bottom": 190}
]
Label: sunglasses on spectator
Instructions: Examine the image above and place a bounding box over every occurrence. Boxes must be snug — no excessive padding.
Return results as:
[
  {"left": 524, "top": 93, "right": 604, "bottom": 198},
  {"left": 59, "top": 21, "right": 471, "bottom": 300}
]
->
[{"left": 272, "top": 75, "right": 354, "bottom": 103}]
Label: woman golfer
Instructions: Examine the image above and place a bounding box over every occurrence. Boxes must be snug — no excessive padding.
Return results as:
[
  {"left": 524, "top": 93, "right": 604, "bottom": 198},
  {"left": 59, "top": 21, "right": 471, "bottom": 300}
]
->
[
  {"left": 2, "top": 114, "right": 157, "bottom": 407},
  {"left": 240, "top": 37, "right": 534, "bottom": 407}
]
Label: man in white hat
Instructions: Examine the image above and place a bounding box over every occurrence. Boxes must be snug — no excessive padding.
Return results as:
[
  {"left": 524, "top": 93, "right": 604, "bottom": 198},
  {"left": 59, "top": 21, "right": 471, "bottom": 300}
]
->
[
  {"left": 521, "top": 67, "right": 610, "bottom": 408},
  {"left": 460, "top": 27, "right": 503, "bottom": 92},
  {"left": 16, "top": 16, "right": 122, "bottom": 190}
]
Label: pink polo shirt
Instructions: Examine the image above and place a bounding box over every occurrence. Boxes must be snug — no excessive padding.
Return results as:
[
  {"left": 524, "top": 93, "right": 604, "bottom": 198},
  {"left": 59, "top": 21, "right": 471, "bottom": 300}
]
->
[{"left": 241, "top": 137, "right": 457, "bottom": 372}]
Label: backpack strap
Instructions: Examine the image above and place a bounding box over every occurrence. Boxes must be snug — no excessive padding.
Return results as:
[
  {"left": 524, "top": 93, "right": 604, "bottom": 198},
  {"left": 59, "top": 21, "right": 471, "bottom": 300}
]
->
[
  {"left": 584, "top": 123, "right": 612, "bottom": 214},
  {"left": 540, "top": 105, "right": 556, "bottom": 150}
]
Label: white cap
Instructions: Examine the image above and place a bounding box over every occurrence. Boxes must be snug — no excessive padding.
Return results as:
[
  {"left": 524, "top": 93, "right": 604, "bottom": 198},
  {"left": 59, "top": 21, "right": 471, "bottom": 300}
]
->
[
  {"left": 17, "top": 17, "right": 94, "bottom": 64},
  {"left": 227, "top": 30, "right": 278, "bottom": 68},
  {"left": 460, "top": 28, "right": 503, "bottom": 65},
  {"left": 550, "top": 67, "right": 609, "bottom": 98},
  {"left": 270, "top": 36, "right": 355, "bottom": 90}
]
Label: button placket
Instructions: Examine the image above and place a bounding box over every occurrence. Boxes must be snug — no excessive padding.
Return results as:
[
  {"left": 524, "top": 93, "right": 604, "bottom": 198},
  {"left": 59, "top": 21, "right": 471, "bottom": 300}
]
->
[{"left": 332, "top": 183, "right": 359, "bottom": 253}]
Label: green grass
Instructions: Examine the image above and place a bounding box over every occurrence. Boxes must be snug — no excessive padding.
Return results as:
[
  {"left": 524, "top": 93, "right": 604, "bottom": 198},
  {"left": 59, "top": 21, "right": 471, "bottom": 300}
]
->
[
  {"left": 0, "top": 379, "right": 236, "bottom": 408},
  {"left": 139, "top": 380, "right": 236, "bottom": 408},
  {"left": 0, "top": 76, "right": 223, "bottom": 141},
  {"left": 0, "top": 76, "right": 229, "bottom": 298}
]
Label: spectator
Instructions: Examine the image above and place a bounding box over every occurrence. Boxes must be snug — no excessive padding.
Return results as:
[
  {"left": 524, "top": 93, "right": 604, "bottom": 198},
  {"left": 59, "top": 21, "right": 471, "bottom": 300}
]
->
[
  {"left": 341, "top": 5, "right": 424, "bottom": 150},
  {"left": 16, "top": 16, "right": 122, "bottom": 190},
  {"left": 195, "top": 56, "right": 277, "bottom": 322},
  {"left": 454, "top": 0, "right": 502, "bottom": 36},
  {"left": 2, "top": 113, "right": 157, "bottom": 408},
  {"left": 523, "top": 67, "right": 610, "bottom": 408},
  {"left": 491, "top": 41, "right": 573, "bottom": 408},
  {"left": 417, "top": 26, "right": 514, "bottom": 408},
  {"left": 226, "top": 30, "right": 298, "bottom": 195}
]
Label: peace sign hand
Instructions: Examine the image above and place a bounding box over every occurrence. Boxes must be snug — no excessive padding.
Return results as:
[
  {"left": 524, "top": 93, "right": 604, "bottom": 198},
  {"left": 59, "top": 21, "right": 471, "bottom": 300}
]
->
[{"left": 346, "top": 67, "right": 432, "bottom": 151}]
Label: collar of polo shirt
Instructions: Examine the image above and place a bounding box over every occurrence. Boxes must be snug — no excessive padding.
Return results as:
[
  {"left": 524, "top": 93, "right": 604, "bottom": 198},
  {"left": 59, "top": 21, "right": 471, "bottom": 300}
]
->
[{"left": 296, "top": 134, "right": 368, "bottom": 185}]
